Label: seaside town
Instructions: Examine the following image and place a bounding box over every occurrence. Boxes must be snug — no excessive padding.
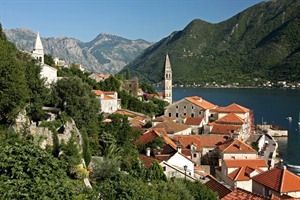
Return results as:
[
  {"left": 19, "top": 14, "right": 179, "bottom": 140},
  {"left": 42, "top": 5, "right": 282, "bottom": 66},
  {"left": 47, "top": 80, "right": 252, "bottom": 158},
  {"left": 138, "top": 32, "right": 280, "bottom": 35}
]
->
[{"left": 7, "top": 32, "right": 299, "bottom": 199}]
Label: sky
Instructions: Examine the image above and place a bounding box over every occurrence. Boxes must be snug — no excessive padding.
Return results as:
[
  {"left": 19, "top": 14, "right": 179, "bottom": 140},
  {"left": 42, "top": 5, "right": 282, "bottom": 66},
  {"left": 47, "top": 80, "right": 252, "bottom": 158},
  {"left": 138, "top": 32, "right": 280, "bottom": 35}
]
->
[{"left": 0, "top": 0, "right": 265, "bottom": 42}]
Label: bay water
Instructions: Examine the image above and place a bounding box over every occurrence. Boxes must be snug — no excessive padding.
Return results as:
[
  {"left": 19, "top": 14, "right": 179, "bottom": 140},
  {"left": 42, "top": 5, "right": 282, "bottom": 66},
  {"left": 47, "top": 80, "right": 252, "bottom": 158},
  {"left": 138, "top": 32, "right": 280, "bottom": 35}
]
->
[{"left": 158, "top": 87, "right": 300, "bottom": 165}]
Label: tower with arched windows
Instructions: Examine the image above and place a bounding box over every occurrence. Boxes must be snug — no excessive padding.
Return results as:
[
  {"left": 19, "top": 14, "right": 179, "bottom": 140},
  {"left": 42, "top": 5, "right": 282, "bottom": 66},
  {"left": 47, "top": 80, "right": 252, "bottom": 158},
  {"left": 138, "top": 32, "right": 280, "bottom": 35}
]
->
[{"left": 162, "top": 54, "right": 172, "bottom": 103}]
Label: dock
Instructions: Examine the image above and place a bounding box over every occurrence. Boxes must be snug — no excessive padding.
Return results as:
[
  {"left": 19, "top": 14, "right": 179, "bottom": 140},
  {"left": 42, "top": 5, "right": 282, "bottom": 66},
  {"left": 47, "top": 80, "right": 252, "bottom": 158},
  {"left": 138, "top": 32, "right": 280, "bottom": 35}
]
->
[{"left": 256, "top": 124, "right": 288, "bottom": 137}]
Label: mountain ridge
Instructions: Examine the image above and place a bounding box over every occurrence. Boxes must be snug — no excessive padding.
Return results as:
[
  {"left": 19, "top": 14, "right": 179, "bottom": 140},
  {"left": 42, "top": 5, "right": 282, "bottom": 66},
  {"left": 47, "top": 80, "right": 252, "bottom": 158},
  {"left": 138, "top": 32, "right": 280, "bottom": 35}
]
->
[
  {"left": 120, "top": 0, "right": 300, "bottom": 85},
  {"left": 4, "top": 28, "right": 153, "bottom": 73}
]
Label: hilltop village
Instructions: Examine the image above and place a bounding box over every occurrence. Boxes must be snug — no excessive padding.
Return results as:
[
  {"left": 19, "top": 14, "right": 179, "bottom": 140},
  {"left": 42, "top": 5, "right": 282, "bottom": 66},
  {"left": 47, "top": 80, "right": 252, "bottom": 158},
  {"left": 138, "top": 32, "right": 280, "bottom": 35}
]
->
[{"left": 3, "top": 31, "right": 300, "bottom": 199}]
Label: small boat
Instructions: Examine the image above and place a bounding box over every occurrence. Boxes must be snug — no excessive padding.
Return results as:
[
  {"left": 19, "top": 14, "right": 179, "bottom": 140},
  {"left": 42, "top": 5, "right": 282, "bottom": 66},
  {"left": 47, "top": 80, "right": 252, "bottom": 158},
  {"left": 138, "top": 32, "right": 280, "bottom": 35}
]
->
[
  {"left": 287, "top": 164, "right": 300, "bottom": 172},
  {"left": 286, "top": 116, "right": 292, "bottom": 122}
]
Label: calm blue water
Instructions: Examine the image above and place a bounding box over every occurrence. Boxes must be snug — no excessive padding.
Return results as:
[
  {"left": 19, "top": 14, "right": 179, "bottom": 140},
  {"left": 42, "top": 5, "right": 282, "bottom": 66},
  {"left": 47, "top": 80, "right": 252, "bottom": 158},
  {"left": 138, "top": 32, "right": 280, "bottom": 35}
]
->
[{"left": 158, "top": 87, "right": 300, "bottom": 165}]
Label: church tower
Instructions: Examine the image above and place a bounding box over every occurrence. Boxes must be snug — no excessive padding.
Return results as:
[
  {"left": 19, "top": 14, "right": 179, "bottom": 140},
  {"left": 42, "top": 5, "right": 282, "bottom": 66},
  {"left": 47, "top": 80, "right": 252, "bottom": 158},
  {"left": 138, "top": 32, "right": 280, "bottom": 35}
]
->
[
  {"left": 162, "top": 54, "right": 172, "bottom": 103},
  {"left": 32, "top": 32, "right": 44, "bottom": 64}
]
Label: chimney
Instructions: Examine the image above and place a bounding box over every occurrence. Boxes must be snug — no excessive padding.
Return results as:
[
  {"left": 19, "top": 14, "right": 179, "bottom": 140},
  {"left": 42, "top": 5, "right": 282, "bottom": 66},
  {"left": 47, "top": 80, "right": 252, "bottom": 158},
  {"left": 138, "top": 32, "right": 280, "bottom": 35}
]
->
[
  {"left": 146, "top": 147, "right": 151, "bottom": 156},
  {"left": 177, "top": 146, "right": 182, "bottom": 153}
]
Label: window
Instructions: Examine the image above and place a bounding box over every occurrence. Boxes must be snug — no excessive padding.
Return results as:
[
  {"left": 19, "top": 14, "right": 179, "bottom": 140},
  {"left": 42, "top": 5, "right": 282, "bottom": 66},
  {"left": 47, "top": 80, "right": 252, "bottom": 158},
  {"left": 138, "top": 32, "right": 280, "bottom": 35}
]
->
[
  {"left": 163, "top": 166, "right": 166, "bottom": 171},
  {"left": 184, "top": 113, "right": 186, "bottom": 116},
  {"left": 169, "top": 113, "right": 172, "bottom": 117},
  {"left": 193, "top": 153, "right": 197, "bottom": 157},
  {"left": 191, "top": 113, "right": 194, "bottom": 118},
  {"left": 176, "top": 113, "right": 178, "bottom": 117},
  {"left": 231, "top": 156, "right": 235, "bottom": 159},
  {"left": 184, "top": 106, "right": 186, "bottom": 109},
  {"left": 199, "top": 111, "right": 202, "bottom": 114},
  {"left": 176, "top": 106, "right": 179, "bottom": 108},
  {"left": 192, "top": 106, "right": 194, "bottom": 109}
]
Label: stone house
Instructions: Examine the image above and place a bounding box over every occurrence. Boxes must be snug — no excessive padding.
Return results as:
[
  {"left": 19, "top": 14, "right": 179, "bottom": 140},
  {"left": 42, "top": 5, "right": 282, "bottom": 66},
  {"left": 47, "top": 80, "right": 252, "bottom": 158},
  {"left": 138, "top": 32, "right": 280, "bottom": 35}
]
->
[
  {"left": 122, "top": 77, "right": 139, "bottom": 96},
  {"left": 88, "top": 73, "right": 110, "bottom": 82},
  {"left": 93, "top": 90, "right": 120, "bottom": 114},
  {"left": 164, "top": 96, "right": 217, "bottom": 124}
]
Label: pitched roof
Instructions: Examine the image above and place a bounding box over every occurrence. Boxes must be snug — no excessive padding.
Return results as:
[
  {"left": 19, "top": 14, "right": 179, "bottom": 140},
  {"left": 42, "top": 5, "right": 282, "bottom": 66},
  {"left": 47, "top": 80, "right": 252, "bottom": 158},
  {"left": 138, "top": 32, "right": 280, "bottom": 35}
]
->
[
  {"left": 92, "top": 90, "right": 103, "bottom": 96},
  {"left": 227, "top": 166, "right": 263, "bottom": 181},
  {"left": 217, "top": 139, "right": 257, "bottom": 154},
  {"left": 137, "top": 128, "right": 177, "bottom": 150},
  {"left": 216, "top": 113, "right": 245, "bottom": 124},
  {"left": 151, "top": 120, "right": 191, "bottom": 134},
  {"left": 185, "top": 117, "right": 203, "bottom": 125},
  {"left": 219, "top": 103, "right": 250, "bottom": 114},
  {"left": 174, "top": 135, "right": 227, "bottom": 150},
  {"left": 152, "top": 115, "right": 176, "bottom": 122},
  {"left": 222, "top": 188, "right": 270, "bottom": 200},
  {"left": 139, "top": 154, "right": 163, "bottom": 169},
  {"left": 224, "top": 159, "right": 268, "bottom": 168},
  {"left": 252, "top": 167, "right": 300, "bottom": 193},
  {"left": 185, "top": 96, "right": 216, "bottom": 109},
  {"left": 210, "top": 124, "right": 242, "bottom": 135},
  {"left": 204, "top": 177, "right": 232, "bottom": 198}
]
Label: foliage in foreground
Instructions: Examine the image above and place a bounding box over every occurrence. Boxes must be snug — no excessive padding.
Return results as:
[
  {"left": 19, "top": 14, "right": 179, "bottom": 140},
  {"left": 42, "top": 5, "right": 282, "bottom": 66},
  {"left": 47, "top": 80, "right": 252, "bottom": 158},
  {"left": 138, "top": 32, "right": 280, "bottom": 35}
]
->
[{"left": 0, "top": 131, "right": 94, "bottom": 199}]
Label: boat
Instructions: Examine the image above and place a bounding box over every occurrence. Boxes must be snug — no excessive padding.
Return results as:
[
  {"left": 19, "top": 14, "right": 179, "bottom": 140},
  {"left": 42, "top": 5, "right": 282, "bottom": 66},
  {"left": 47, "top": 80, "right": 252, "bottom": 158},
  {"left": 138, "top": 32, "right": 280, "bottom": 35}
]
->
[
  {"left": 287, "top": 164, "right": 300, "bottom": 172},
  {"left": 298, "top": 111, "right": 300, "bottom": 126},
  {"left": 286, "top": 116, "right": 292, "bottom": 122}
]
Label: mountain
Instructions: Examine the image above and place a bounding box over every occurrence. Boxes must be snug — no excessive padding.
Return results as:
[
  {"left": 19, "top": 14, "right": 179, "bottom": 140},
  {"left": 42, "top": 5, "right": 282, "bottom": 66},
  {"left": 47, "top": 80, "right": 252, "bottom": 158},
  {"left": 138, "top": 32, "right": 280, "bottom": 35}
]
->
[
  {"left": 120, "top": 0, "right": 300, "bottom": 85},
  {"left": 4, "top": 29, "right": 152, "bottom": 73}
]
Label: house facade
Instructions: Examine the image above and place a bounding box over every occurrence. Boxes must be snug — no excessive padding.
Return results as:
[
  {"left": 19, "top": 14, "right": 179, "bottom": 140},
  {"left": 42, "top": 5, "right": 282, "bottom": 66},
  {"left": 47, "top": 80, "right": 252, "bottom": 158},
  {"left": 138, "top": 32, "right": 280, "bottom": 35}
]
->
[
  {"left": 164, "top": 96, "right": 217, "bottom": 123},
  {"left": 93, "top": 90, "right": 120, "bottom": 114}
]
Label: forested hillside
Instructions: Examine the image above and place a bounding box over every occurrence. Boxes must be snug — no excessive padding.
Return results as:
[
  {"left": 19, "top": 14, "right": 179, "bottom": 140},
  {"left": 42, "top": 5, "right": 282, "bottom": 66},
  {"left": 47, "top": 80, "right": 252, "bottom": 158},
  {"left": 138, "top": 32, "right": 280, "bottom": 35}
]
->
[{"left": 121, "top": 0, "right": 300, "bottom": 85}]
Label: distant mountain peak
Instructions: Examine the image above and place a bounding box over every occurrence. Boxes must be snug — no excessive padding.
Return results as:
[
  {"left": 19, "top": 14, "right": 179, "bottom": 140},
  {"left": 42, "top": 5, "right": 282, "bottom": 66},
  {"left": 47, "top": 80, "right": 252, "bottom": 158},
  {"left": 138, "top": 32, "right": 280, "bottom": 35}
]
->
[{"left": 4, "top": 28, "right": 153, "bottom": 74}]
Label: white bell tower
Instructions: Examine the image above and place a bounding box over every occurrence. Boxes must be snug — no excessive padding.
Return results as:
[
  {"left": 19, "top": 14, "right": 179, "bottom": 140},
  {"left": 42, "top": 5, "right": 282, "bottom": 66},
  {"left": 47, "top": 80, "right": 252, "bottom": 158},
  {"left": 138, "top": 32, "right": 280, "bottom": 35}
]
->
[
  {"left": 162, "top": 54, "right": 172, "bottom": 104},
  {"left": 32, "top": 32, "right": 44, "bottom": 64}
]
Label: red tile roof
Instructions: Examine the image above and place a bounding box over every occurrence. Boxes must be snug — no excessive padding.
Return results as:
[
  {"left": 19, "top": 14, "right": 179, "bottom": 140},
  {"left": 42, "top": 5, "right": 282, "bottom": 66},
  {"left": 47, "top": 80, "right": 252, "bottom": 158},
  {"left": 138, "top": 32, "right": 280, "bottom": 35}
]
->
[
  {"left": 152, "top": 115, "right": 176, "bottom": 122},
  {"left": 252, "top": 167, "right": 300, "bottom": 193},
  {"left": 219, "top": 103, "right": 250, "bottom": 114},
  {"left": 205, "top": 177, "right": 232, "bottom": 198},
  {"left": 227, "top": 166, "right": 263, "bottom": 181},
  {"left": 222, "top": 188, "right": 270, "bottom": 200},
  {"left": 210, "top": 124, "right": 242, "bottom": 135},
  {"left": 217, "top": 139, "right": 257, "bottom": 154},
  {"left": 224, "top": 159, "right": 268, "bottom": 168},
  {"left": 139, "top": 154, "right": 163, "bottom": 169},
  {"left": 185, "top": 117, "right": 203, "bottom": 125},
  {"left": 185, "top": 96, "right": 216, "bottom": 109},
  {"left": 92, "top": 90, "right": 103, "bottom": 96},
  {"left": 174, "top": 135, "right": 227, "bottom": 150},
  {"left": 216, "top": 113, "right": 245, "bottom": 124},
  {"left": 151, "top": 120, "right": 191, "bottom": 134},
  {"left": 137, "top": 128, "right": 177, "bottom": 150}
]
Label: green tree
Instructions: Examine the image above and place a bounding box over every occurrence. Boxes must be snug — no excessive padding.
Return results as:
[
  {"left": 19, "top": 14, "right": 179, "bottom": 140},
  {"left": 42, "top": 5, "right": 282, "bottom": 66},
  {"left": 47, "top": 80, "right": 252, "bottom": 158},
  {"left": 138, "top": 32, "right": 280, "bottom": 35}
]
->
[
  {"left": 50, "top": 77, "right": 99, "bottom": 131},
  {"left": 44, "top": 54, "right": 55, "bottom": 66},
  {"left": 0, "top": 132, "right": 90, "bottom": 199},
  {"left": 126, "top": 67, "right": 130, "bottom": 80},
  {"left": 147, "top": 160, "right": 167, "bottom": 182},
  {"left": 0, "top": 28, "right": 28, "bottom": 125}
]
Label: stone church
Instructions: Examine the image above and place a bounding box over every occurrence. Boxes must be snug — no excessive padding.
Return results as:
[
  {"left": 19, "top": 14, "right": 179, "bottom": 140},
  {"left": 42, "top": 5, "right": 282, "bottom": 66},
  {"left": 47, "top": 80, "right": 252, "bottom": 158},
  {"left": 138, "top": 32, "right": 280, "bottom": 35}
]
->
[{"left": 32, "top": 32, "right": 57, "bottom": 85}]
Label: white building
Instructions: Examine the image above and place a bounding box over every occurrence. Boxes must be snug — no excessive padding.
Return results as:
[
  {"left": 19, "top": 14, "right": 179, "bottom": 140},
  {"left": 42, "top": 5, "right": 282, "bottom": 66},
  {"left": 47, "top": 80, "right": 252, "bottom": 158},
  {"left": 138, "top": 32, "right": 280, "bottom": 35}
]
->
[
  {"left": 32, "top": 32, "right": 57, "bottom": 85},
  {"left": 93, "top": 90, "right": 120, "bottom": 114}
]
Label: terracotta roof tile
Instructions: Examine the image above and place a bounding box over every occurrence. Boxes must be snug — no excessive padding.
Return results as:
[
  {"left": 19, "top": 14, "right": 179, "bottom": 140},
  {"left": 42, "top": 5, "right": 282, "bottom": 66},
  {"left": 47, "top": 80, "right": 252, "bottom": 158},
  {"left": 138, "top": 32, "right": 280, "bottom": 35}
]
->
[
  {"left": 185, "top": 96, "right": 216, "bottom": 109},
  {"left": 205, "top": 177, "right": 232, "bottom": 198},
  {"left": 174, "top": 135, "right": 227, "bottom": 150},
  {"left": 222, "top": 188, "right": 270, "bottom": 200},
  {"left": 151, "top": 120, "right": 191, "bottom": 134},
  {"left": 216, "top": 113, "right": 245, "bottom": 124},
  {"left": 185, "top": 117, "right": 203, "bottom": 125},
  {"left": 252, "top": 167, "right": 300, "bottom": 193},
  {"left": 227, "top": 166, "right": 263, "bottom": 181},
  {"left": 217, "top": 139, "right": 257, "bottom": 154},
  {"left": 139, "top": 154, "right": 163, "bottom": 169},
  {"left": 92, "top": 90, "right": 103, "bottom": 96},
  {"left": 153, "top": 115, "right": 176, "bottom": 122},
  {"left": 211, "top": 124, "right": 242, "bottom": 135},
  {"left": 219, "top": 103, "right": 250, "bottom": 113},
  {"left": 224, "top": 159, "right": 268, "bottom": 168}
]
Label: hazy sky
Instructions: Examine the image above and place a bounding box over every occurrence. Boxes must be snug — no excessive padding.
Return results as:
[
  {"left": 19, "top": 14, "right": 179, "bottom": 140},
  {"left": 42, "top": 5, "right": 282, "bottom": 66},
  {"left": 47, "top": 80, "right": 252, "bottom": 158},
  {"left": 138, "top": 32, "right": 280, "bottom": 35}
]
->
[{"left": 0, "top": 0, "right": 265, "bottom": 42}]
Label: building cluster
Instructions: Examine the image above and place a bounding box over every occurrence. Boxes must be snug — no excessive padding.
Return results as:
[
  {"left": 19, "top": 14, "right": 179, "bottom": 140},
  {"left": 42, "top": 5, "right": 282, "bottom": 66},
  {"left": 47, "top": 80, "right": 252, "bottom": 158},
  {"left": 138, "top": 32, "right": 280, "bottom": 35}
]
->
[{"left": 31, "top": 32, "right": 300, "bottom": 199}]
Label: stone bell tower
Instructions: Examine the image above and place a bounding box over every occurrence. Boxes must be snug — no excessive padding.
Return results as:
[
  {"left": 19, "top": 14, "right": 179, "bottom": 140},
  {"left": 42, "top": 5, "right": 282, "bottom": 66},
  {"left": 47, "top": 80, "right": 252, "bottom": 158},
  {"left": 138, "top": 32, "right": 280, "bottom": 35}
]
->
[
  {"left": 32, "top": 32, "right": 44, "bottom": 64},
  {"left": 162, "top": 54, "right": 172, "bottom": 104}
]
